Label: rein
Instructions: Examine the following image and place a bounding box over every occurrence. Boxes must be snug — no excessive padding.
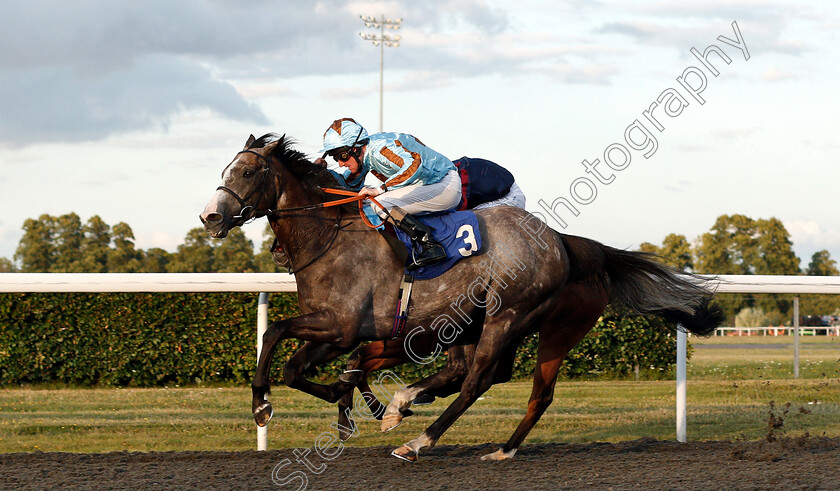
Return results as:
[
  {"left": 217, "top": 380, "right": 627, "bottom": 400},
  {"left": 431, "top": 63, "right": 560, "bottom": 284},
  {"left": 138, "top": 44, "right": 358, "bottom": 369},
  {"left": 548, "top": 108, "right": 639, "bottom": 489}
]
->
[
  {"left": 218, "top": 148, "right": 386, "bottom": 274},
  {"left": 272, "top": 190, "right": 382, "bottom": 274},
  {"left": 217, "top": 150, "right": 383, "bottom": 228}
]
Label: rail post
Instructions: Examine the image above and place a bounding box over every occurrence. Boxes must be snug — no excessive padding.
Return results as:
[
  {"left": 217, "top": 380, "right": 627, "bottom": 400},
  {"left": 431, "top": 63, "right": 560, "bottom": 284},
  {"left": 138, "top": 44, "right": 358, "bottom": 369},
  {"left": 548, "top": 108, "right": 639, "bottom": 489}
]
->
[
  {"left": 793, "top": 296, "right": 800, "bottom": 379},
  {"left": 676, "top": 326, "right": 687, "bottom": 443},
  {"left": 257, "top": 292, "right": 270, "bottom": 451}
]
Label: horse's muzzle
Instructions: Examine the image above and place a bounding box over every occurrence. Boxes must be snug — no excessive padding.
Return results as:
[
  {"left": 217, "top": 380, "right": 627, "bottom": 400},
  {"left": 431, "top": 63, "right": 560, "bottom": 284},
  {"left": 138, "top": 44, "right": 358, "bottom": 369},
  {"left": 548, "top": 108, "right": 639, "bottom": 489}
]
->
[{"left": 199, "top": 211, "right": 230, "bottom": 238}]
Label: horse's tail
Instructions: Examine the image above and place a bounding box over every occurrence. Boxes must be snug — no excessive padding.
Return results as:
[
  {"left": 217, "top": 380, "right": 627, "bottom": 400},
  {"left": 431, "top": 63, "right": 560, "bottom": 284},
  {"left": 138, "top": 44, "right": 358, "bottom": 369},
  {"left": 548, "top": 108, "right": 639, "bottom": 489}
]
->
[{"left": 598, "top": 244, "right": 723, "bottom": 336}]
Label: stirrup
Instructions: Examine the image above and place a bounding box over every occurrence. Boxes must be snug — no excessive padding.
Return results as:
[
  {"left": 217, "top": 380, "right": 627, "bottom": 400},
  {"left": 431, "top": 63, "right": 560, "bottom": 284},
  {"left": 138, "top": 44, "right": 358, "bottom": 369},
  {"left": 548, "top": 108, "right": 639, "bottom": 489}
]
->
[{"left": 407, "top": 243, "right": 446, "bottom": 270}]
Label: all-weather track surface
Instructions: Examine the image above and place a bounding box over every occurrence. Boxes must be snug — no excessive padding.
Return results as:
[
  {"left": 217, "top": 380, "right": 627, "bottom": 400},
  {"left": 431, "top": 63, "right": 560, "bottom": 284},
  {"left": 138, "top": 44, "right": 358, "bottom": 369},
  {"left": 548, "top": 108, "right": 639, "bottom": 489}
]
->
[{"left": 1, "top": 437, "right": 838, "bottom": 490}]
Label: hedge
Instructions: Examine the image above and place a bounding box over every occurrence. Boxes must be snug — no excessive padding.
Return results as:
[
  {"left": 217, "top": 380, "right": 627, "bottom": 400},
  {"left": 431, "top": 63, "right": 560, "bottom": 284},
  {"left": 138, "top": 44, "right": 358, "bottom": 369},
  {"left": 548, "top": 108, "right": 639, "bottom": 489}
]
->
[{"left": 0, "top": 293, "right": 686, "bottom": 387}]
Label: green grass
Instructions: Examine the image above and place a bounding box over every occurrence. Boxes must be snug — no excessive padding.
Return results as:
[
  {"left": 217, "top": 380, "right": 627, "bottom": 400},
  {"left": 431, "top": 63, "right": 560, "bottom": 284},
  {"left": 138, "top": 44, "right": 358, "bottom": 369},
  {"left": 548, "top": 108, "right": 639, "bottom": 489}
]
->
[
  {"left": 1, "top": 336, "right": 838, "bottom": 453},
  {"left": 2, "top": 379, "right": 839, "bottom": 453},
  {"left": 689, "top": 334, "right": 840, "bottom": 380}
]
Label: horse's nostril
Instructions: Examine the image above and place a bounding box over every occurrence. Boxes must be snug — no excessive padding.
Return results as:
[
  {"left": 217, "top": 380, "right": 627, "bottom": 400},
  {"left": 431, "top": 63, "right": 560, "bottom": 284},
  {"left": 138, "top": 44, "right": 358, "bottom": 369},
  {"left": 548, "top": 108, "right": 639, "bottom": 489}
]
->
[{"left": 201, "top": 212, "right": 223, "bottom": 225}]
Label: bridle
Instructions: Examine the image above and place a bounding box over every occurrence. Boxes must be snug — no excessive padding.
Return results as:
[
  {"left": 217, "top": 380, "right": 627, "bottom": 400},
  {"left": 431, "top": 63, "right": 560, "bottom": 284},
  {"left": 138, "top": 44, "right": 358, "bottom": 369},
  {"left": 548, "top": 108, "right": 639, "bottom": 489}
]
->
[
  {"left": 216, "top": 149, "right": 278, "bottom": 224},
  {"left": 216, "top": 148, "right": 384, "bottom": 273}
]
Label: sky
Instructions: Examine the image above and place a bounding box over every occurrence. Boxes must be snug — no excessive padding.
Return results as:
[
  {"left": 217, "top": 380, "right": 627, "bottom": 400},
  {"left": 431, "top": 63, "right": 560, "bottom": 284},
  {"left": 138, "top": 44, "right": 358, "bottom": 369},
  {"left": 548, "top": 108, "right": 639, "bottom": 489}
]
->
[{"left": 1, "top": 0, "right": 838, "bottom": 270}]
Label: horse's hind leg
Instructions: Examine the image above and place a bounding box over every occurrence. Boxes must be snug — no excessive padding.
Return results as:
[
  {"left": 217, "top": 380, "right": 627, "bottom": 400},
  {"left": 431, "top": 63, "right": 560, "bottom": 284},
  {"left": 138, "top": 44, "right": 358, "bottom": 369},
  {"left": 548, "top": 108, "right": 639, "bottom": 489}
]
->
[
  {"left": 482, "top": 287, "right": 606, "bottom": 461},
  {"left": 336, "top": 342, "right": 402, "bottom": 440},
  {"left": 381, "top": 343, "right": 472, "bottom": 432}
]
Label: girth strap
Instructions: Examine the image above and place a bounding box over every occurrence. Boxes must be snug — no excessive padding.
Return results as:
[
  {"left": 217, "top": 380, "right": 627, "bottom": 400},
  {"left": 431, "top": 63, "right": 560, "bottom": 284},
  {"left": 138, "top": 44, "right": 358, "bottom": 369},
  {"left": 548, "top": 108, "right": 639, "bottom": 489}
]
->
[{"left": 392, "top": 273, "right": 415, "bottom": 339}]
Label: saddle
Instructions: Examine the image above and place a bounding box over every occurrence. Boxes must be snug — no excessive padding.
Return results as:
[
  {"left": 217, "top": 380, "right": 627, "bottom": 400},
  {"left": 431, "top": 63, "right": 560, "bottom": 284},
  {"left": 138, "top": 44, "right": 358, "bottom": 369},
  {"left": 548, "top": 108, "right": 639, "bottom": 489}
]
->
[{"left": 389, "top": 210, "right": 482, "bottom": 280}]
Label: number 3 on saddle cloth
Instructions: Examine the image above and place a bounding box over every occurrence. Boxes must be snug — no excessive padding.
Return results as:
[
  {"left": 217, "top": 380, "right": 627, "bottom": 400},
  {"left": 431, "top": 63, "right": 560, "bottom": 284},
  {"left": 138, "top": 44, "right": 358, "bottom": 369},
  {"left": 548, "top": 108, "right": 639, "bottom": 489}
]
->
[
  {"left": 386, "top": 210, "right": 483, "bottom": 338},
  {"left": 392, "top": 210, "right": 482, "bottom": 280}
]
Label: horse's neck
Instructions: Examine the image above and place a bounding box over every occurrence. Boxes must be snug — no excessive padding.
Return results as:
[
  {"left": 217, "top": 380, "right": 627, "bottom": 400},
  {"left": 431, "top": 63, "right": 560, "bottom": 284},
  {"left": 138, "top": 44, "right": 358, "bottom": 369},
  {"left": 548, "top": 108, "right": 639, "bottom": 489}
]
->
[
  {"left": 267, "top": 176, "right": 342, "bottom": 268},
  {"left": 269, "top": 168, "right": 390, "bottom": 275}
]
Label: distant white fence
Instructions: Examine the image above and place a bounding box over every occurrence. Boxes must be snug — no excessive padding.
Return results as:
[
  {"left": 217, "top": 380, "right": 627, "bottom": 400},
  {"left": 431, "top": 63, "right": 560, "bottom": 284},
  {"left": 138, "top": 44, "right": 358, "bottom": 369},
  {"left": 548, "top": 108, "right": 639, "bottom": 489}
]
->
[
  {"left": 3, "top": 273, "right": 840, "bottom": 448},
  {"left": 714, "top": 326, "right": 840, "bottom": 336}
]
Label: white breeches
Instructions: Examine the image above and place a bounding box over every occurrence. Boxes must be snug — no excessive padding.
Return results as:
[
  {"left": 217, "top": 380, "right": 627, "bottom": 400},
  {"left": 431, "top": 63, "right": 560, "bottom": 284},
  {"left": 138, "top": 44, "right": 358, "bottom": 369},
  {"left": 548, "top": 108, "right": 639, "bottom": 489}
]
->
[{"left": 374, "top": 170, "right": 462, "bottom": 217}]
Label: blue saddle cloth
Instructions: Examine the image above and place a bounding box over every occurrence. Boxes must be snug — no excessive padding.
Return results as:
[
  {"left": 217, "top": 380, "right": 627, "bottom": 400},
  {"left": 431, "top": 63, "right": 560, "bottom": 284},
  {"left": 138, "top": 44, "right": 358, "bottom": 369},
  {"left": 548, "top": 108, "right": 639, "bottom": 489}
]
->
[{"left": 393, "top": 211, "right": 482, "bottom": 280}]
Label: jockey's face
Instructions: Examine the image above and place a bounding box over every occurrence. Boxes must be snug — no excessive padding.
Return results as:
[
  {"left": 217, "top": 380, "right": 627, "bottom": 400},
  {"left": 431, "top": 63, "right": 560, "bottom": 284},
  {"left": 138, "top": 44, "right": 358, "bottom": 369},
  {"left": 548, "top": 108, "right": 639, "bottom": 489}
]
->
[{"left": 334, "top": 145, "right": 364, "bottom": 177}]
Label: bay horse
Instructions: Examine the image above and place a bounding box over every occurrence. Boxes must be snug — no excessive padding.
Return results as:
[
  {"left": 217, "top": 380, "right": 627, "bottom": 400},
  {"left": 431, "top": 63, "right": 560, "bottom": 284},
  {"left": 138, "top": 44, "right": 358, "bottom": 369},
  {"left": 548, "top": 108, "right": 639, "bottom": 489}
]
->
[{"left": 200, "top": 134, "right": 722, "bottom": 461}]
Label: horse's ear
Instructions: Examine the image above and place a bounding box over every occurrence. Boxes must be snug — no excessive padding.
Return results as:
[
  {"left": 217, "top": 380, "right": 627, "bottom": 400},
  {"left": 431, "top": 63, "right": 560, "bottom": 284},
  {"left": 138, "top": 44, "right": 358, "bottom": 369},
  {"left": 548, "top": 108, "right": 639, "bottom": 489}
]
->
[
  {"left": 243, "top": 134, "right": 256, "bottom": 150},
  {"left": 262, "top": 134, "right": 285, "bottom": 155}
]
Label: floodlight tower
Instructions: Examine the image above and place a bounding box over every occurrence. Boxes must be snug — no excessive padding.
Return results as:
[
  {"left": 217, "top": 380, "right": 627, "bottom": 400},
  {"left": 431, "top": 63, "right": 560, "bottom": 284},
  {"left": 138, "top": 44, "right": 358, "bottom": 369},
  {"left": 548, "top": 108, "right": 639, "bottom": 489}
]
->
[{"left": 360, "top": 15, "right": 402, "bottom": 132}]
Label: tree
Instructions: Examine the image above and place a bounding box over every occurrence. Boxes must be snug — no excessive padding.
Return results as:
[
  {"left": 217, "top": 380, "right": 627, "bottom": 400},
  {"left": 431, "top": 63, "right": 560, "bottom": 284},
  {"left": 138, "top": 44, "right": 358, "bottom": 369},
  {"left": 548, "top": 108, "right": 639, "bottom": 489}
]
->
[
  {"left": 79, "top": 216, "right": 111, "bottom": 273},
  {"left": 0, "top": 257, "right": 14, "bottom": 272},
  {"left": 108, "top": 222, "right": 143, "bottom": 272},
  {"left": 694, "top": 214, "right": 757, "bottom": 275},
  {"left": 734, "top": 307, "right": 769, "bottom": 327},
  {"left": 694, "top": 214, "right": 800, "bottom": 275},
  {"left": 806, "top": 250, "right": 839, "bottom": 276},
  {"left": 212, "top": 228, "right": 256, "bottom": 273},
  {"left": 638, "top": 242, "right": 658, "bottom": 254},
  {"left": 139, "top": 248, "right": 171, "bottom": 273},
  {"left": 167, "top": 228, "right": 215, "bottom": 272},
  {"left": 14, "top": 214, "right": 55, "bottom": 272},
  {"left": 753, "top": 218, "right": 800, "bottom": 275},
  {"left": 254, "top": 223, "right": 283, "bottom": 273},
  {"left": 659, "top": 234, "right": 693, "bottom": 271},
  {"left": 50, "top": 213, "right": 84, "bottom": 272},
  {"left": 693, "top": 214, "right": 802, "bottom": 323}
]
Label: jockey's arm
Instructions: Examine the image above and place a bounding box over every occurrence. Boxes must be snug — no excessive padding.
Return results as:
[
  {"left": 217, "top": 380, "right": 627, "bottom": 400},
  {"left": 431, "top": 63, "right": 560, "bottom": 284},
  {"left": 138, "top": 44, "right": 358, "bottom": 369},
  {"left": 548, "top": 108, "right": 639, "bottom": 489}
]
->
[{"left": 375, "top": 140, "right": 423, "bottom": 191}]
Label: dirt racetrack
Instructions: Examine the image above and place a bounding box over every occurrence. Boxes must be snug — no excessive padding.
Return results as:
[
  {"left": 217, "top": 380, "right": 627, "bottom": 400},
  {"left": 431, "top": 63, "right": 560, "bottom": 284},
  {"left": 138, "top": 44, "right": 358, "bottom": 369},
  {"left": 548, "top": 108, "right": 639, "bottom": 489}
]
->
[{"left": 1, "top": 437, "right": 839, "bottom": 490}]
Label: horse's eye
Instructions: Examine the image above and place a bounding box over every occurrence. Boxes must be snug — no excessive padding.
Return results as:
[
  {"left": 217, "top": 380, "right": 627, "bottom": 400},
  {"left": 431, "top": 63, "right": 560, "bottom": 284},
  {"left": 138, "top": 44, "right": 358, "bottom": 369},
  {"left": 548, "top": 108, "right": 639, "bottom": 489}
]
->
[{"left": 244, "top": 170, "right": 255, "bottom": 178}]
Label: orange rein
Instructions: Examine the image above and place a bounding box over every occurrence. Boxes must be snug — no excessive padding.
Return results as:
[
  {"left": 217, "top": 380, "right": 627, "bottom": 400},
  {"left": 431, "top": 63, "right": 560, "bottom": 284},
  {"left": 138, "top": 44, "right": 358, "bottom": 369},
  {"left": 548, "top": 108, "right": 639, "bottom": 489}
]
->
[{"left": 320, "top": 188, "right": 384, "bottom": 229}]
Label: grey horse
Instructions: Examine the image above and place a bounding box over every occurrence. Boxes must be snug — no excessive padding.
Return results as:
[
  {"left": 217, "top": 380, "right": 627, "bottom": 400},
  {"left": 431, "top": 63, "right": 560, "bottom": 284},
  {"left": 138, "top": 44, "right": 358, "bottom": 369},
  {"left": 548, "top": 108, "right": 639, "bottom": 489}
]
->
[{"left": 200, "top": 134, "right": 722, "bottom": 461}]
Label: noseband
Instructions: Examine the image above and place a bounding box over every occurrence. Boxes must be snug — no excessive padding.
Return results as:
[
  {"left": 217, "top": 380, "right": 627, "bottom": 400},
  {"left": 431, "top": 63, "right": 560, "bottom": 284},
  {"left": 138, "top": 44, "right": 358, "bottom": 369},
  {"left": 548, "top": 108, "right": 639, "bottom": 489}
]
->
[{"left": 214, "top": 148, "right": 385, "bottom": 274}]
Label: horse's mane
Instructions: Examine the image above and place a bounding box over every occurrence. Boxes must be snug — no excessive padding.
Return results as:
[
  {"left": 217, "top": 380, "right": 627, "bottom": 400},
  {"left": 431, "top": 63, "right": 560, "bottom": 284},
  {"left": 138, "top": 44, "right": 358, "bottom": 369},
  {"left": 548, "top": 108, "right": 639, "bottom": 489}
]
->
[
  {"left": 247, "top": 133, "right": 328, "bottom": 187},
  {"left": 248, "top": 133, "right": 360, "bottom": 215}
]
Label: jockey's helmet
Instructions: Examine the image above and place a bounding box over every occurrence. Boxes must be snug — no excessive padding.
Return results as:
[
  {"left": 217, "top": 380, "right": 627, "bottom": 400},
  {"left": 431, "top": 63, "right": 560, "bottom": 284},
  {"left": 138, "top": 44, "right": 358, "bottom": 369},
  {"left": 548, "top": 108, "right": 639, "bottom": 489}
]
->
[{"left": 319, "top": 118, "right": 369, "bottom": 154}]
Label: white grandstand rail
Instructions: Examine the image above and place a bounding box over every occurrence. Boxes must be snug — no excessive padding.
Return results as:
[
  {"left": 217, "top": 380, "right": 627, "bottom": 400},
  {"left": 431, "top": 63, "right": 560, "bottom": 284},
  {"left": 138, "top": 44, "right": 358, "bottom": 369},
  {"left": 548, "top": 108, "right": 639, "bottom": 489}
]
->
[
  {"left": 707, "top": 274, "right": 840, "bottom": 294},
  {"left": 0, "top": 273, "right": 297, "bottom": 293}
]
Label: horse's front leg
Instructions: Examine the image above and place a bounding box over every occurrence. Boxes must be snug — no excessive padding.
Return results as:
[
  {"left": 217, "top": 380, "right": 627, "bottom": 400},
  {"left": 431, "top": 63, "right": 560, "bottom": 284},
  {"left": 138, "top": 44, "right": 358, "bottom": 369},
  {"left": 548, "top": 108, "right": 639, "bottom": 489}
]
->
[
  {"left": 252, "top": 311, "right": 351, "bottom": 426},
  {"left": 283, "top": 341, "right": 358, "bottom": 403}
]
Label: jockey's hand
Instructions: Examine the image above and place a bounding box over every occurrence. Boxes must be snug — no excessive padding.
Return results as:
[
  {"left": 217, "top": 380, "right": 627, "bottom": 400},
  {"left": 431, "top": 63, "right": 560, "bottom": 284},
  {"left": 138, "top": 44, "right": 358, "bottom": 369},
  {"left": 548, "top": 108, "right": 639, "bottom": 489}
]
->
[
  {"left": 357, "top": 186, "right": 382, "bottom": 198},
  {"left": 313, "top": 157, "right": 328, "bottom": 167}
]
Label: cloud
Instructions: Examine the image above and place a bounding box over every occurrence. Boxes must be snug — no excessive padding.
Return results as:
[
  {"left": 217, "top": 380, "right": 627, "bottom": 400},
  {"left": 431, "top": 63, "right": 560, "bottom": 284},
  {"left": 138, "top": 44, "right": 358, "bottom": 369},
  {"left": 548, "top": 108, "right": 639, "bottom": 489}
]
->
[
  {"left": 710, "top": 127, "right": 758, "bottom": 139},
  {"left": 234, "top": 84, "right": 299, "bottom": 100},
  {"left": 677, "top": 143, "right": 712, "bottom": 152},
  {"left": 786, "top": 220, "right": 840, "bottom": 260},
  {"left": 320, "top": 85, "right": 377, "bottom": 100},
  {"left": 593, "top": 3, "right": 815, "bottom": 58},
  {"left": 596, "top": 21, "right": 664, "bottom": 40},
  {"left": 134, "top": 229, "right": 183, "bottom": 254},
  {"left": 0, "top": 1, "right": 511, "bottom": 145},
  {"left": 761, "top": 68, "right": 798, "bottom": 82},
  {"left": 0, "top": 1, "right": 348, "bottom": 145},
  {"left": 0, "top": 55, "right": 267, "bottom": 145}
]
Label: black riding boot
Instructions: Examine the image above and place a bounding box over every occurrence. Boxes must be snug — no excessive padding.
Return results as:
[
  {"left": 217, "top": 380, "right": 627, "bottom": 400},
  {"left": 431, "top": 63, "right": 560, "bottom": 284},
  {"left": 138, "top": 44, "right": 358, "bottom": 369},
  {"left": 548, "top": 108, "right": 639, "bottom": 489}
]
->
[{"left": 396, "top": 213, "right": 446, "bottom": 270}]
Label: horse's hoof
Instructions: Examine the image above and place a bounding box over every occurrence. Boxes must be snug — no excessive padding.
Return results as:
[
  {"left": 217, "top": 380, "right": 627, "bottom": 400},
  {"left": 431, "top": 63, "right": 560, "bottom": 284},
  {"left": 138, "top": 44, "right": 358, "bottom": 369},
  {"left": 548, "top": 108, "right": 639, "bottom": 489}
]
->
[
  {"left": 480, "top": 448, "right": 517, "bottom": 461},
  {"left": 381, "top": 413, "right": 403, "bottom": 432},
  {"left": 391, "top": 444, "right": 418, "bottom": 463},
  {"left": 254, "top": 401, "right": 274, "bottom": 427},
  {"left": 412, "top": 394, "right": 436, "bottom": 405},
  {"left": 337, "top": 420, "right": 357, "bottom": 441}
]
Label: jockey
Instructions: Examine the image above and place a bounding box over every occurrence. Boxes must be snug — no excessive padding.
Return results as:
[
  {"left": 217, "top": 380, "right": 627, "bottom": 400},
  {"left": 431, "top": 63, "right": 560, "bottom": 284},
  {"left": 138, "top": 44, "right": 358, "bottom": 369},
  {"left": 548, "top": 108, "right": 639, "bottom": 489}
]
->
[{"left": 319, "top": 118, "right": 461, "bottom": 270}]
